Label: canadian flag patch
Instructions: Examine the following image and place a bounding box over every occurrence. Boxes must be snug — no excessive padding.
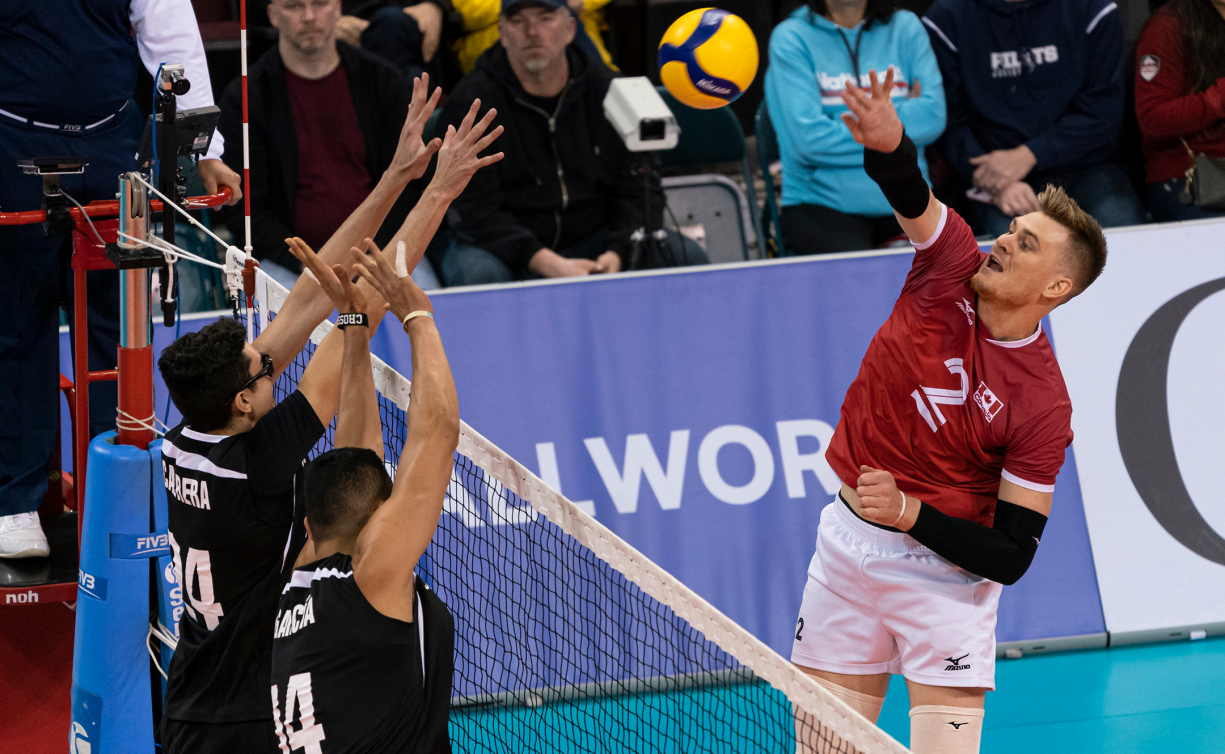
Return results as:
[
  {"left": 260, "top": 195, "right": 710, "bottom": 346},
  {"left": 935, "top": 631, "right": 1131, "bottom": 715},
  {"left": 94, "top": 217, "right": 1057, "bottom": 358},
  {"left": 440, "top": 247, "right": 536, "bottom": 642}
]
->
[{"left": 974, "top": 382, "right": 1004, "bottom": 422}]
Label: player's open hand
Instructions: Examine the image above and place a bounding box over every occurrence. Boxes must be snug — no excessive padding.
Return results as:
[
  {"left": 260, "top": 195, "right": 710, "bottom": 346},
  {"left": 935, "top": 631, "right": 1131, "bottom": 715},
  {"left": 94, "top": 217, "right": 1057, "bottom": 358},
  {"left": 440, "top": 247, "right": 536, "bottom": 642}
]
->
[
  {"left": 388, "top": 74, "right": 444, "bottom": 183},
  {"left": 351, "top": 238, "right": 433, "bottom": 326},
  {"left": 287, "top": 237, "right": 377, "bottom": 317},
  {"left": 839, "top": 68, "right": 905, "bottom": 154},
  {"left": 857, "top": 465, "right": 912, "bottom": 530},
  {"left": 429, "top": 99, "right": 505, "bottom": 202}
]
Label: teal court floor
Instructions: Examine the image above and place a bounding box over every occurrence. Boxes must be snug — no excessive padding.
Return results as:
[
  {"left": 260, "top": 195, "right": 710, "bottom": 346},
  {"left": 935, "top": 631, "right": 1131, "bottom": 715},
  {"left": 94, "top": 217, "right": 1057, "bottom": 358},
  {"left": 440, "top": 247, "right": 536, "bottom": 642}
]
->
[
  {"left": 876, "top": 636, "right": 1225, "bottom": 753},
  {"left": 451, "top": 636, "right": 1225, "bottom": 752}
]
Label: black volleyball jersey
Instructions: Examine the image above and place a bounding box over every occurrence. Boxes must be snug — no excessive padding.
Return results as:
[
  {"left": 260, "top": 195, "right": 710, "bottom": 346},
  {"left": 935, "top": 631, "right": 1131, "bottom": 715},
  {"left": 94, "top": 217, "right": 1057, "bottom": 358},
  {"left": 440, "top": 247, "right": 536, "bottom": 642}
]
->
[
  {"left": 271, "top": 554, "right": 455, "bottom": 754},
  {"left": 162, "top": 390, "right": 325, "bottom": 723}
]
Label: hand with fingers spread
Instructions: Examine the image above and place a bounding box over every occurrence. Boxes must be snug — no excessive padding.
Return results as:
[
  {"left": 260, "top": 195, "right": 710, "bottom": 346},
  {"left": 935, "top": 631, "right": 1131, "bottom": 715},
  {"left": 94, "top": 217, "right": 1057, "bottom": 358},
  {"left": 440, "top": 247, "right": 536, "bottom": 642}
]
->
[
  {"left": 839, "top": 67, "right": 905, "bottom": 154},
  {"left": 352, "top": 238, "right": 434, "bottom": 325},
  {"left": 287, "top": 236, "right": 379, "bottom": 317},
  {"left": 388, "top": 74, "right": 445, "bottom": 182},
  {"left": 429, "top": 98, "right": 506, "bottom": 202},
  {"left": 856, "top": 465, "right": 915, "bottom": 530}
]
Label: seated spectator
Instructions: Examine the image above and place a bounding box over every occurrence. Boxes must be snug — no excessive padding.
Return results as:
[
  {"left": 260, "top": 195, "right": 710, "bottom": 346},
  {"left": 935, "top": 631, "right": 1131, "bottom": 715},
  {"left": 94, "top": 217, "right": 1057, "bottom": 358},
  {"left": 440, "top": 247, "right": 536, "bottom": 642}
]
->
[
  {"left": 220, "top": 0, "right": 435, "bottom": 288},
  {"left": 438, "top": 0, "right": 707, "bottom": 285},
  {"left": 452, "top": 0, "right": 614, "bottom": 73},
  {"left": 766, "top": 0, "right": 946, "bottom": 255},
  {"left": 924, "top": 0, "right": 1147, "bottom": 236},
  {"left": 1134, "top": 0, "right": 1225, "bottom": 222},
  {"left": 334, "top": 0, "right": 457, "bottom": 90}
]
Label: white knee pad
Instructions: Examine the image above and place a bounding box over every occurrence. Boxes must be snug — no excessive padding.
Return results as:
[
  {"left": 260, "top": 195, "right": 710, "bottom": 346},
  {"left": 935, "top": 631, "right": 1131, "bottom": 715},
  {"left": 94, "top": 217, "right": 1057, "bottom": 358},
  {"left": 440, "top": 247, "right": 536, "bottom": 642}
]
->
[
  {"left": 909, "top": 705, "right": 984, "bottom": 754},
  {"left": 811, "top": 677, "right": 886, "bottom": 724}
]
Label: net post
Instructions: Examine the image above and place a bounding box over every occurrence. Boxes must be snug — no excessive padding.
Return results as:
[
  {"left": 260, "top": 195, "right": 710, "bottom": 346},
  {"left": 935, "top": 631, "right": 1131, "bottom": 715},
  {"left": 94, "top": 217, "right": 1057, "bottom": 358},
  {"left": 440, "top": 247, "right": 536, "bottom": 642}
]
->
[{"left": 116, "top": 174, "right": 155, "bottom": 448}]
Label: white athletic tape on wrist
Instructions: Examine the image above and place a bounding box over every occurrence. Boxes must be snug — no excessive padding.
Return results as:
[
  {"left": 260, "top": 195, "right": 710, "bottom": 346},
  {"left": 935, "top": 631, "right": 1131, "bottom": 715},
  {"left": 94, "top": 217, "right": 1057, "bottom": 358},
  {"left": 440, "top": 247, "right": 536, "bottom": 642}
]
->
[
  {"left": 892, "top": 489, "right": 908, "bottom": 528},
  {"left": 395, "top": 241, "right": 408, "bottom": 278}
]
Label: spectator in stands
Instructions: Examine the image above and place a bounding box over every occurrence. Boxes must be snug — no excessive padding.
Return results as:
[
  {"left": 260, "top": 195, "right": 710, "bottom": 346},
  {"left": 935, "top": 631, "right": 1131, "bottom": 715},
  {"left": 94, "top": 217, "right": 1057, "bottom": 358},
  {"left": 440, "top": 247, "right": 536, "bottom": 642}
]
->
[
  {"left": 924, "top": 0, "right": 1147, "bottom": 236},
  {"left": 1134, "top": 0, "right": 1225, "bottom": 222},
  {"left": 219, "top": 0, "right": 421, "bottom": 288},
  {"left": 438, "top": 0, "right": 707, "bottom": 285},
  {"left": 452, "top": 0, "right": 614, "bottom": 73},
  {"left": 765, "top": 0, "right": 946, "bottom": 255},
  {"left": 333, "top": 1, "right": 458, "bottom": 89}
]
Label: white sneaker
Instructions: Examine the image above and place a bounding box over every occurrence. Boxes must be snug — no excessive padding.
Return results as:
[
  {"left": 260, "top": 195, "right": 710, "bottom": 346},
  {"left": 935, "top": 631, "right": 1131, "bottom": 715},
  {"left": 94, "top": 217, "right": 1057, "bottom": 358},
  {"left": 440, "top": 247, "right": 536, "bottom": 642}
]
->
[{"left": 0, "top": 512, "right": 51, "bottom": 558}]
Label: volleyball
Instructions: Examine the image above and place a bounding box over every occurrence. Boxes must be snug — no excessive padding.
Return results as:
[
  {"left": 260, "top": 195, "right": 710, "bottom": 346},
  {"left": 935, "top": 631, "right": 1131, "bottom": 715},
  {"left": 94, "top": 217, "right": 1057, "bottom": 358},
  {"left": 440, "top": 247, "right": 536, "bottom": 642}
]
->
[{"left": 657, "top": 8, "right": 759, "bottom": 110}]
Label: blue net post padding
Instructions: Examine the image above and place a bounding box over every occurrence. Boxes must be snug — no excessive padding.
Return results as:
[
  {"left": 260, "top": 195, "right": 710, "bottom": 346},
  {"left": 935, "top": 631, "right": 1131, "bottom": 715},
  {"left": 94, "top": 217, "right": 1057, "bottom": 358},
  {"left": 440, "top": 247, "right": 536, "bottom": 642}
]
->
[
  {"left": 72, "top": 433, "right": 159, "bottom": 754},
  {"left": 151, "top": 440, "right": 181, "bottom": 698}
]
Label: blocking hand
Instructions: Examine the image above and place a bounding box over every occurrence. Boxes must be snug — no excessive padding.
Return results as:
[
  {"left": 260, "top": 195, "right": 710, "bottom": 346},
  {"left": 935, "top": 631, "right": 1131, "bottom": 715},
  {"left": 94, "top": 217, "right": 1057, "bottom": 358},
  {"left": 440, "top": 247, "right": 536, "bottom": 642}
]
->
[
  {"left": 839, "top": 68, "right": 905, "bottom": 154},
  {"left": 287, "top": 236, "right": 378, "bottom": 317},
  {"left": 388, "top": 74, "right": 444, "bottom": 182},
  {"left": 429, "top": 98, "right": 505, "bottom": 202},
  {"left": 351, "top": 238, "right": 434, "bottom": 325}
]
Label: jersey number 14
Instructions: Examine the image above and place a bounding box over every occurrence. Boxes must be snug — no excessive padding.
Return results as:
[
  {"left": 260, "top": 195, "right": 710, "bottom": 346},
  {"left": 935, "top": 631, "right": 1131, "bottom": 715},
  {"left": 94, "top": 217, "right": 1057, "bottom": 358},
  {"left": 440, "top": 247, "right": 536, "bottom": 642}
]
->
[
  {"left": 272, "top": 672, "right": 328, "bottom": 753},
  {"left": 911, "top": 358, "right": 969, "bottom": 433}
]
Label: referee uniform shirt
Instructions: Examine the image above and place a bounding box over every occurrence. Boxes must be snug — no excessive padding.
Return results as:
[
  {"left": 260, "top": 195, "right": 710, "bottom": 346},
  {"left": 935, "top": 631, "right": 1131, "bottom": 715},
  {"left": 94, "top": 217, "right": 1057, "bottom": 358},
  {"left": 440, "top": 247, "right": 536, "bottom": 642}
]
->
[
  {"left": 161, "top": 390, "right": 324, "bottom": 750},
  {"left": 0, "top": 0, "right": 221, "bottom": 521},
  {"left": 271, "top": 554, "right": 455, "bottom": 753}
]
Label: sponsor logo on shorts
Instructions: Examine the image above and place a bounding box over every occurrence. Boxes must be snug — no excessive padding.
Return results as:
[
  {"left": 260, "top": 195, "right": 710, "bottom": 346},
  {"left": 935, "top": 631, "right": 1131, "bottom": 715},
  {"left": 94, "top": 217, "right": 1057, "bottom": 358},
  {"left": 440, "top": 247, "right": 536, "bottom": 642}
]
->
[
  {"left": 1139, "top": 55, "right": 1160, "bottom": 82},
  {"left": 973, "top": 382, "right": 1004, "bottom": 423},
  {"left": 944, "top": 653, "right": 971, "bottom": 671}
]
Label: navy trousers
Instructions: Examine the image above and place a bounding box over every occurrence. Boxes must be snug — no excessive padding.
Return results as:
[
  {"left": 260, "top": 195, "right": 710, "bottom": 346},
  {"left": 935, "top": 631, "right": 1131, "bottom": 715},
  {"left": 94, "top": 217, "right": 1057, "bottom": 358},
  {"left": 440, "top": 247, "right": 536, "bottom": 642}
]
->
[{"left": 0, "top": 103, "right": 141, "bottom": 516}]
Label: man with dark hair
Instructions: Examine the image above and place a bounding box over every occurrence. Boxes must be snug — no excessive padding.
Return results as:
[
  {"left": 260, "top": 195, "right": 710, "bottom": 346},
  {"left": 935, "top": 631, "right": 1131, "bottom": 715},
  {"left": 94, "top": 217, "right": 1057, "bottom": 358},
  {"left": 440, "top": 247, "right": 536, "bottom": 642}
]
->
[
  {"left": 157, "top": 90, "right": 501, "bottom": 753},
  {"left": 270, "top": 221, "right": 459, "bottom": 753},
  {"left": 438, "top": 0, "right": 707, "bottom": 285},
  {"left": 787, "top": 70, "right": 1105, "bottom": 754}
]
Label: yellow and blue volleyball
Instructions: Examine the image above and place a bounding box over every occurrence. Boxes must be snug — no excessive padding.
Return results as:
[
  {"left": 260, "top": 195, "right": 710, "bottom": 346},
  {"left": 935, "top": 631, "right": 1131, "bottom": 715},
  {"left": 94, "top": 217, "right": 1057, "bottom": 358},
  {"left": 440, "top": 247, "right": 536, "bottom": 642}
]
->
[{"left": 658, "top": 8, "right": 759, "bottom": 110}]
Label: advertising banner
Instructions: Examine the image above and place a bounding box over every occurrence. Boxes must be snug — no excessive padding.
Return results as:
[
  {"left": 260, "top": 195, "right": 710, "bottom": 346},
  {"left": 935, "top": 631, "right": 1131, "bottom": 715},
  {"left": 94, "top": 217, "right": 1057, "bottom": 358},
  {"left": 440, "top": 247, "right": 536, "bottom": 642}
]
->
[{"left": 1049, "top": 218, "right": 1225, "bottom": 639}]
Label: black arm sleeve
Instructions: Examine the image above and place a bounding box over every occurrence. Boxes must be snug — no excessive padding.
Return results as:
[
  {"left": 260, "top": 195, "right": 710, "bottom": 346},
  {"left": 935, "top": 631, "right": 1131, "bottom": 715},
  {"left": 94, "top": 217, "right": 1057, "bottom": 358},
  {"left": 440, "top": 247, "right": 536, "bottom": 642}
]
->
[
  {"left": 906, "top": 500, "right": 1048, "bottom": 585},
  {"left": 861, "top": 132, "right": 931, "bottom": 219}
]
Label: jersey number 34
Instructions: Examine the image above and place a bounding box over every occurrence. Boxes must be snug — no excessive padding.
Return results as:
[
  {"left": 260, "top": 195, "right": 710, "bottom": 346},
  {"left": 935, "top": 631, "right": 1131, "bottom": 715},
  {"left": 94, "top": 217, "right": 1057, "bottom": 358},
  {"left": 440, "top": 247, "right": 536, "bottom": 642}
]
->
[
  {"left": 910, "top": 358, "right": 969, "bottom": 433},
  {"left": 167, "top": 532, "right": 226, "bottom": 630}
]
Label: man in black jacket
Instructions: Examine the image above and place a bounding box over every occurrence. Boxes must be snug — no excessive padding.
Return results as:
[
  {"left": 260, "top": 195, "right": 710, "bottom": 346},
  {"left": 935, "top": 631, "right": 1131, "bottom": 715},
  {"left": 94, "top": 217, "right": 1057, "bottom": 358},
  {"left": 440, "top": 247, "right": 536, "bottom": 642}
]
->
[
  {"left": 219, "top": 0, "right": 432, "bottom": 287},
  {"left": 438, "top": 0, "right": 707, "bottom": 285}
]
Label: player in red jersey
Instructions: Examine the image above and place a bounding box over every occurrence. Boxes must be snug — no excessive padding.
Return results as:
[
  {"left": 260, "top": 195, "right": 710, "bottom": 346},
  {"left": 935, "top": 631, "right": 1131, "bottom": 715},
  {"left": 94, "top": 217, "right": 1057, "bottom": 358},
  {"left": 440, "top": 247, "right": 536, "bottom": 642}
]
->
[{"left": 789, "top": 69, "right": 1108, "bottom": 754}]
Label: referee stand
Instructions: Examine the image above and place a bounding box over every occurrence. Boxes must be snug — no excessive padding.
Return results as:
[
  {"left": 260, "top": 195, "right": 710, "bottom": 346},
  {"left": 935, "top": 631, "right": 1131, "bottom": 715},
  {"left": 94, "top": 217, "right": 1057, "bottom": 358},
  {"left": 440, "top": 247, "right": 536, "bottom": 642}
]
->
[{"left": 0, "top": 129, "right": 231, "bottom": 750}]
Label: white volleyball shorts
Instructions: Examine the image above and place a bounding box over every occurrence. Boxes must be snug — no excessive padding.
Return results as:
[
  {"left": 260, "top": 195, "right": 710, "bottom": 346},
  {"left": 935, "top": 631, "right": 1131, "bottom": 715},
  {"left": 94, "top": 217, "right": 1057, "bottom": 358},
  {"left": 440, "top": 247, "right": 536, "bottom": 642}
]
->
[{"left": 791, "top": 498, "right": 1003, "bottom": 689}]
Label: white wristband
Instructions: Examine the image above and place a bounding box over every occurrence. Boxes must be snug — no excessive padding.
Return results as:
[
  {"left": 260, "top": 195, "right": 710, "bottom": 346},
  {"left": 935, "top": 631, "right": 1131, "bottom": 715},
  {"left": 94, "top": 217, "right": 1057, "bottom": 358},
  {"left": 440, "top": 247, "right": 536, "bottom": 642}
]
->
[
  {"left": 892, "top": 489, "right": 908, "bottom": 528},
  {"left": 402, "top": 310, "right": 434, "bottom": 329}
]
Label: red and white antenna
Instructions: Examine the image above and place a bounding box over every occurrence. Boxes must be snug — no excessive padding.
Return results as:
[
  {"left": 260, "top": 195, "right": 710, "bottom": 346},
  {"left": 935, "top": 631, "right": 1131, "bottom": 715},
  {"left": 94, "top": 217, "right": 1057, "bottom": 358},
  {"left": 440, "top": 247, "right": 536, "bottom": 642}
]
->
[{"left": 240, "top": 0, "right": 252, "bottom": 256}]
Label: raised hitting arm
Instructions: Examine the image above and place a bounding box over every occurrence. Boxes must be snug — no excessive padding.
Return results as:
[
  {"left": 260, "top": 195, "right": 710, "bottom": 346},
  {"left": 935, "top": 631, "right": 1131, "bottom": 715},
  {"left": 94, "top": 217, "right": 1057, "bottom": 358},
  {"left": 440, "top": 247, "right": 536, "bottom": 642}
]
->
[
  {"left": 253, "top": 74, "right": 443, "bottom": 379},
  {"left": 839, "top": 68, "right": 944, "bottom": 246},
  {"left": 349, "top": 252, "right": 459, "bottom": 623}
]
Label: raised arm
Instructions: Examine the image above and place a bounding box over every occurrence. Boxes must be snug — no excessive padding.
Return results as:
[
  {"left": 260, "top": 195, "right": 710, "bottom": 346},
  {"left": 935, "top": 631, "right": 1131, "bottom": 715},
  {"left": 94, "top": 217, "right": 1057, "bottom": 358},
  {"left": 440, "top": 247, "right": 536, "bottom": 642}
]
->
[
  {"left": 253, "top": 75, "right": 443, "bottom": 379},
  {"left": 840, "top": 68, "right": 943, "bottom": 245},
  {"left": 350, "top": 251, "right": 459, "bottom": 622}
]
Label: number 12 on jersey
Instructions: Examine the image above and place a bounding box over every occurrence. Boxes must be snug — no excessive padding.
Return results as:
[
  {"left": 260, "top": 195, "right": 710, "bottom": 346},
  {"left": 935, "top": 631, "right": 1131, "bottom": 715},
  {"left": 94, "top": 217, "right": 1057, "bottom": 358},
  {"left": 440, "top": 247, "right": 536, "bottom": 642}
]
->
[
  {"left": 911, "top": 358, "right": 969, "bottom": 433},
  {"left": 272, "top": 672, "right": 328, "bottom": 753}
]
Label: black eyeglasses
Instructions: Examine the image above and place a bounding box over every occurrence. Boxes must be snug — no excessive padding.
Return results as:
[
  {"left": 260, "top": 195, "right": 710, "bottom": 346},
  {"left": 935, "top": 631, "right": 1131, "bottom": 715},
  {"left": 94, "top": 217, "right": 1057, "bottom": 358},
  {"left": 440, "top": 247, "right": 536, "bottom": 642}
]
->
[{"left": 237, "top": 353, "right": 274, "bottom": 395}]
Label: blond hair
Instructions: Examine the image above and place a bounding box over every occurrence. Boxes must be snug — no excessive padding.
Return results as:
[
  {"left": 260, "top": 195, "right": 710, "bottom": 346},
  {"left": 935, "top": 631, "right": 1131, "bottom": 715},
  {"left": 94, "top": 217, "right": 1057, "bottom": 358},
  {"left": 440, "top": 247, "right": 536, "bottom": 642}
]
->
[{"left": 1038, "top": 185, "right": 1108, "bottom": 297}]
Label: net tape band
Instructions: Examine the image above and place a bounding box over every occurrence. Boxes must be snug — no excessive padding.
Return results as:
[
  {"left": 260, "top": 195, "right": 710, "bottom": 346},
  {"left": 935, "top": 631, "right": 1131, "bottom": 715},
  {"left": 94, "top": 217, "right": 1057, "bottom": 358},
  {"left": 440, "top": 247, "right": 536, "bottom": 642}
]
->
[{"left": 247, "top": 260, "right": 908, "bottom": 754}]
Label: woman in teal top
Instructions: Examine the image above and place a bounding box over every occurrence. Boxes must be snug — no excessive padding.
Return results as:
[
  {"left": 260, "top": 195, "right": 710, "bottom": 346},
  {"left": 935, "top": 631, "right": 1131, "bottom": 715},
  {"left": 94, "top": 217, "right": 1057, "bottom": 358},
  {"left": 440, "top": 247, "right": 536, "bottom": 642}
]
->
[{"left": 765, "top": 0, "right": 946, "bottom": 255}]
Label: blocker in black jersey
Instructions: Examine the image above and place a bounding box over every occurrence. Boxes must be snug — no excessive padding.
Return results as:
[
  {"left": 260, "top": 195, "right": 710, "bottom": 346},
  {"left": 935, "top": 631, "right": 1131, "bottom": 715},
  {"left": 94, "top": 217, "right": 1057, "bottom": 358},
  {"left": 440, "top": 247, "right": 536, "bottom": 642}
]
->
[
  {"left": 272, "top": 553, "right": 454, "bottom": 753},
  {"left": 162, "top": 390, "right": 325, "bottom": 726}
]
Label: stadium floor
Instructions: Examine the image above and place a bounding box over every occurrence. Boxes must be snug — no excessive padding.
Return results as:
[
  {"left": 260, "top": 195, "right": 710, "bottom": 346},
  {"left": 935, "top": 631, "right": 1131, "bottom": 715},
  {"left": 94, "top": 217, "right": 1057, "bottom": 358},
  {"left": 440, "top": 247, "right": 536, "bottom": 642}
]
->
[{"left": 877, "top": 636, "right": 1225, "bottom": 753}]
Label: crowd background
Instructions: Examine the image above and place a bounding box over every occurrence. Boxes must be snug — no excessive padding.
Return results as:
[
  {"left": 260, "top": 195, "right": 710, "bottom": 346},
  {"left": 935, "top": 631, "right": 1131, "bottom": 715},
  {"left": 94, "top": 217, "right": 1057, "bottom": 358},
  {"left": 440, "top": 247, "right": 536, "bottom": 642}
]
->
[{"left": 175, "top": 0, "right": 1225, "bottom": 299}]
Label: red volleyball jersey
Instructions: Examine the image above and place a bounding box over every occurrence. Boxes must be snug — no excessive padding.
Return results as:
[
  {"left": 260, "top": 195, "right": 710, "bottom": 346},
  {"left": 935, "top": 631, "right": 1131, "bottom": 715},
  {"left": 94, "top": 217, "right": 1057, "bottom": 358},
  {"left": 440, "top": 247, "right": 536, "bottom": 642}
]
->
[{"left": 825, "top": 206, "right": 1073, "bottom": 525}]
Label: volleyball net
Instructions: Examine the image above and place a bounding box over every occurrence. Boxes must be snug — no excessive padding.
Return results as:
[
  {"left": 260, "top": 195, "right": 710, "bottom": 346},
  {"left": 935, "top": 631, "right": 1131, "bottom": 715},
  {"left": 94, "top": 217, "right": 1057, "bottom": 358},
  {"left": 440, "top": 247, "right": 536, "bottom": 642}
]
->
[{"left": 242, "top": 264, "right": 908, "bottom": 754}]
